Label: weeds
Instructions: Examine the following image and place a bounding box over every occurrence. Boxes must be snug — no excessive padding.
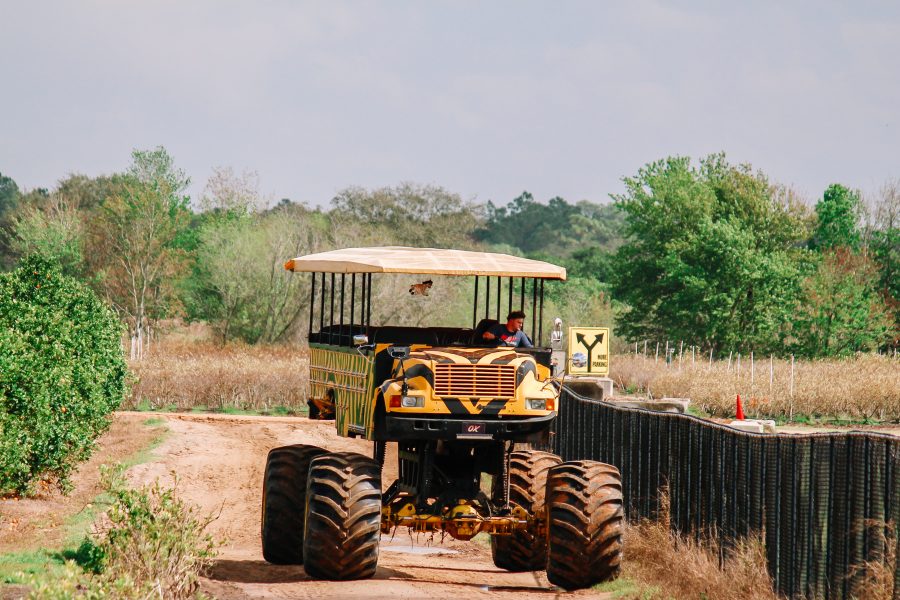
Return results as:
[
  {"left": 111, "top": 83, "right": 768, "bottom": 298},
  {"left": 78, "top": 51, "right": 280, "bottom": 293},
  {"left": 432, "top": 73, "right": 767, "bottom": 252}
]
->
[
  {"left": 612, "top": 354, "right": 900, "bottom": 421},
  {"left": 125, "top": 339, "right": 309, "bottom": 412},
  {"left": 26, "top": 465, "right": 219, "bottom": 599}
]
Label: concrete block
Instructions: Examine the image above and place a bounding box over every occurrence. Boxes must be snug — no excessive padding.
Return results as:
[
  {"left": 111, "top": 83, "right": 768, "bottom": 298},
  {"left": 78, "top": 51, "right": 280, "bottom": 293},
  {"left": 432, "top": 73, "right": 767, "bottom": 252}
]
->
[
  {"left": 607, "top": 398, "right": 688, "bottom": 414},
  {"left": 728, "top": 419, "right": 777, "bottom": 434},
  {"left": 564, "top": 377, "right": 613, "bottom": 401}
]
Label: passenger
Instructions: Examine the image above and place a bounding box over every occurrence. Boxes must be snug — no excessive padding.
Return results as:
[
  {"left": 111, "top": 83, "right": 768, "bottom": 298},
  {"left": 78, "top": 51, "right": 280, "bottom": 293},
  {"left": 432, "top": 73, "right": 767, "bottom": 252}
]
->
[{"left": 482, "top": 310, "right": 534, "bottom": 348}]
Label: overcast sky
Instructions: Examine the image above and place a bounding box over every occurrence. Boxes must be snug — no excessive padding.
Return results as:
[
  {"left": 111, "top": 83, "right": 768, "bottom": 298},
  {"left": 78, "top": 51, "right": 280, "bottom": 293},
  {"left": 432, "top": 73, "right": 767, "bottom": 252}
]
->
[{"left": 1, "top": 1, "right": 898, "bottom": 208}]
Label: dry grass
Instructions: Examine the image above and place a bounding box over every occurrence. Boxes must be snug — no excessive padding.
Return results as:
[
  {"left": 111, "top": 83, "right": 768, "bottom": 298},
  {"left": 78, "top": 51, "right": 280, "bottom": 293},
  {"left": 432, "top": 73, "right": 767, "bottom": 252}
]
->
[
  {"left": 852, "top": 524, "right": 897, "bottom": 600},
  {"left": 611, "top": 353, "right": 900, "bottom": 421},
  {"left": 125, "top": 340, "right": 309, "bottom": 412},
  {"left": 619, "top": 517, "right": 780, "bottom": 600}
]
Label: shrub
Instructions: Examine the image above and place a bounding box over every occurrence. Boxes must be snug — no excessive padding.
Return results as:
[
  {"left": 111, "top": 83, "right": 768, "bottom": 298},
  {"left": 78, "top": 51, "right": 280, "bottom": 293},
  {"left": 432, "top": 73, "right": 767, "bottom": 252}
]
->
[
  {"left": 93, "top": 467, "right": 218, "bottom": 598},
  {"left": 27, "top": 468, "right": 218, "bottom": 599},
  {"left": 0, "top": 255, "right": 127, "bottom": 494}
]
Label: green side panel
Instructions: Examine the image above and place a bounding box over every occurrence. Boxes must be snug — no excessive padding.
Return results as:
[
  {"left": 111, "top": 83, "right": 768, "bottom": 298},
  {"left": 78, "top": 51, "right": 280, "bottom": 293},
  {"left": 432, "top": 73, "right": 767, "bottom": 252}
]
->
[{"left": 308, "top": 344, "right": 374, "bottom": 437}]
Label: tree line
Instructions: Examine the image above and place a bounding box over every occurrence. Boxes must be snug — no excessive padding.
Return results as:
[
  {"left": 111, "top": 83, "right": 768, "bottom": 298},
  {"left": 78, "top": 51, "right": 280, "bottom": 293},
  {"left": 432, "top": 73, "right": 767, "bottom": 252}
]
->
[{"left": 0, "top": 148, "right": 896, "bottom": 357}]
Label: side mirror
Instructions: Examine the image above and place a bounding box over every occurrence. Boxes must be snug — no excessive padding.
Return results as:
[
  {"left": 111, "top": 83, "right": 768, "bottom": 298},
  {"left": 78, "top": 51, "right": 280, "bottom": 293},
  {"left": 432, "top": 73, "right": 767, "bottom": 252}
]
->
[
  {"left": 353, "top": 334, "right": 369, "bottom": 346},
  {"left": 387, "top": 345, "right": 410, "bottom": 359}
]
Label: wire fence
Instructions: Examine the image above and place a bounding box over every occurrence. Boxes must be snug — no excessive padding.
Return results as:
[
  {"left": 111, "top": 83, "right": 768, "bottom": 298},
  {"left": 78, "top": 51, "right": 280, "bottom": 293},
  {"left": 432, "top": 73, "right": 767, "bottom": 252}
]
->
[{"left": 549, "top": 384, "right": 900, "bottom": 600}]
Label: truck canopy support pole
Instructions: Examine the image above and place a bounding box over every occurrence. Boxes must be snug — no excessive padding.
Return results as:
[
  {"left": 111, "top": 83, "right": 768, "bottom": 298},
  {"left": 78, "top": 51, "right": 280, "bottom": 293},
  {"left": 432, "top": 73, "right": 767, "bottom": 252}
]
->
[
  {"left": 539, "top": 279, "right": 545, "bottom": 346},
  {"left": 520, "top": 277, "right": 525, "bottom": 313},
  {"left": 496, "top": 276, "right": 501, "bottom": 320},
  {"left": 361, "top": 272, "right": 367, "bottom": 333},
  {"left": 350, "top": 273, "right": 356, "bottom": 334},
  {"left": 309, "top": 272, "right": 315, "bottom": 341},
  {"left": 531, "top": 278, "right": 537, "bottom": 340},
  {"left": 319, "top": 272, "right": 325, "bottom": 336},
  {"left": 507, "top": 277, "right": 513, "bottom": 319},
  {"left": 329, "top": 273, "right": 335, "bottom": 345},
  {"left": 485, "top": 276, "right": 490, "bottom": 320},
  {"left": 366, "top": 273, "right": 372, "bottom": 330},
  {"left": 339, "top": 274, "right": 345, "bottom": 344},
  {"left": 472, "top": 276, "right": 479, "bottom": 328}
]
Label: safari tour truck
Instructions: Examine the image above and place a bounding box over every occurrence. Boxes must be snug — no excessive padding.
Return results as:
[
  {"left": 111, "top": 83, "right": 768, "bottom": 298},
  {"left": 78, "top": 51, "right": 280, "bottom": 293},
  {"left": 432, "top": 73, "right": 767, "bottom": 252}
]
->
[{"left": 260, "top": 246, "right": 624, "bottom": 590}]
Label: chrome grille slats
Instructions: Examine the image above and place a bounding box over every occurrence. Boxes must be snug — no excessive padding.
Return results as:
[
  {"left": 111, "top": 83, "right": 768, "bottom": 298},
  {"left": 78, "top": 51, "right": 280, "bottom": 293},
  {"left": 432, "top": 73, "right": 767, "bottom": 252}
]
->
[{"left": 433, "top": 363, "right": 516, "bottom": 398}]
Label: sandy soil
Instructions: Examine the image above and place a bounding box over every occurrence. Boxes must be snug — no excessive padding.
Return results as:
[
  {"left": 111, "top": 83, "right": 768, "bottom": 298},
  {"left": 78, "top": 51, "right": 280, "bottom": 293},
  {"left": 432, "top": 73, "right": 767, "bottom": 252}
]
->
[{"left": 114, "top": 412, "right": 610, "bottom": 599}]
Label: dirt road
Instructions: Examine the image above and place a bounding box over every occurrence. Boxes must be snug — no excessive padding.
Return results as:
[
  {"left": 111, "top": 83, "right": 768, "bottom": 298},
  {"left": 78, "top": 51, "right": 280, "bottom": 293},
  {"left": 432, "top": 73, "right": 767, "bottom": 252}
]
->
[{"left": 117, "top": 412, "right": 608, "bottom": 600}]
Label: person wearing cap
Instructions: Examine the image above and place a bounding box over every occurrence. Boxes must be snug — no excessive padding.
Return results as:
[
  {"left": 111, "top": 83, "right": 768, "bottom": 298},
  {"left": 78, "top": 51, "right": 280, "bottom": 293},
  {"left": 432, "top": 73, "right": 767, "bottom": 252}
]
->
[{"left": 482, "top": 310, "right": 534, "bottom": 348}]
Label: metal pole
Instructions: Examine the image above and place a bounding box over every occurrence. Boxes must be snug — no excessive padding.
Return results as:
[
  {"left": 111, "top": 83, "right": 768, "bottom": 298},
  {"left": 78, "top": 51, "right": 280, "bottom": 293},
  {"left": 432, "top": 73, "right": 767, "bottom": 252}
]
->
[
  {"left": 485, "top": 276, "right": 491, "bottom": 320},
  {"left": 329, "top": 273, "right": 335, "bottom": 345},
  {"left": 319, "top": 272, "right": 325, "bottom": 334},
  {"left": 339, "top": 274, "right": 345, "bottom": 344},
  {"left": 531, "top": 278, "right": 537, "bottom": 337},
  {"left": 538, "top": 279, "right": 544, "bottom": 346},
  {"left": 350, "top": 273, "right": 356, "bottom": 332},
  {"left": 473, "top": 276, "right": 479, "bottom": 327},
  {"left": 361, "top": 272, "right": 367, "bottom": 333},
  {"left": 519, "top": 277, "right": 525, "bottom": 312},
  {"left": 507, "top": 277, "right": 513, "bottom": 319},
  {"left": 366, "top": 273, "right": 372, "bottom": 331},
  {"left": 496, "top": 276, "right": 501, "bottom": 320},
  {"left": 308, "top": 272, "right": 316, "bottom": 341}
]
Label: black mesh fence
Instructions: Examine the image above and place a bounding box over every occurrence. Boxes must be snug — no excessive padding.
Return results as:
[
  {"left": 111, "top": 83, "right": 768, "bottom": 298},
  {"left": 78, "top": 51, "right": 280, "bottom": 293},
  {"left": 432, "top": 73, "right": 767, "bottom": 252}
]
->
[{"left": 549, "top": 386, "right": 900, "bottom": 600}]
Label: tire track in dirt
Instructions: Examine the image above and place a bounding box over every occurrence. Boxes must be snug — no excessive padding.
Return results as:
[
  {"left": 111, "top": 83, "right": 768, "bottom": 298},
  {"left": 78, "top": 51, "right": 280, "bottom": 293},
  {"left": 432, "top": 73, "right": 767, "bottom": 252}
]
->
[{"left": 118, "top": 412, "right": 611, "bottom": 599}]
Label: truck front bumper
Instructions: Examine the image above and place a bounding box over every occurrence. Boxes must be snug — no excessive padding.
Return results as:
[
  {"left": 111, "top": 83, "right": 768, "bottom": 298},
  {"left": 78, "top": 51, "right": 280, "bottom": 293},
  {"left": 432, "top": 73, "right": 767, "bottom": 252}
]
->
[{"left": 382, "top": 412, "right": 556, "bottom": 443}]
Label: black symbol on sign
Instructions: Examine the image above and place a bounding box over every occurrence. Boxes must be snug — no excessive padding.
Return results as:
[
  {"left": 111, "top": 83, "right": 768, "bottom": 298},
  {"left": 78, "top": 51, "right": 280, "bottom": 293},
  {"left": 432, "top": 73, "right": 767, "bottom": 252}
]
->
[{"left": 575, "top": 332, "right": 605, "bottom": 374}]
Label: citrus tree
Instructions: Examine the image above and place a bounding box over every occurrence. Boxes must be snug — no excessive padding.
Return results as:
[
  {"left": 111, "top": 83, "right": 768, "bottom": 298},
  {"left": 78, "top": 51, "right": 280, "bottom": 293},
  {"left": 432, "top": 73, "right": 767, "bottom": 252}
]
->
[{"left": 0, "top": 256, "right": 127, "bottom": 495}]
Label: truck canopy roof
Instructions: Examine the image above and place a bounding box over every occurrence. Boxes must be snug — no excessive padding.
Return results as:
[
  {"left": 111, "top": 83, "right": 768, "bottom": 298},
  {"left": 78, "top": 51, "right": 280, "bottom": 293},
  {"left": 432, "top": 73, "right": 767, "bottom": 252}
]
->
[{"left": 284, "top": 246, "right": 566, "bottom": 280}]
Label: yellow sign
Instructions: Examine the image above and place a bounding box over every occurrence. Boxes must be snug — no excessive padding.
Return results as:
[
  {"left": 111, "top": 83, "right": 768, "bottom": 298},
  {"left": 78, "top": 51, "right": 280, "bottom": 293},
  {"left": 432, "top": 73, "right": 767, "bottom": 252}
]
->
[{"left": 567, "top": 327, "right": 610, "bottom": 376}]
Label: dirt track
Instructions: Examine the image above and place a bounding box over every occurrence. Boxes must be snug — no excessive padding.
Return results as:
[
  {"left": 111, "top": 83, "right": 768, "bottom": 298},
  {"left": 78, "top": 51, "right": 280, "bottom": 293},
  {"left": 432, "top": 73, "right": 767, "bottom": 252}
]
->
[{"left": 117, "top": 412, "right": 608, "bottom": 599}]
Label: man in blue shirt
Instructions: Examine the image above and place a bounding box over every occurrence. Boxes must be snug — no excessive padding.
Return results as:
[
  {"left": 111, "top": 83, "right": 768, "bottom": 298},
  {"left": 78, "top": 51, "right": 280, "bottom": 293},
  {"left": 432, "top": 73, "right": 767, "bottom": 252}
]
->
[{"left": 482, "top": 310, "right": 534, "bottom": 348}]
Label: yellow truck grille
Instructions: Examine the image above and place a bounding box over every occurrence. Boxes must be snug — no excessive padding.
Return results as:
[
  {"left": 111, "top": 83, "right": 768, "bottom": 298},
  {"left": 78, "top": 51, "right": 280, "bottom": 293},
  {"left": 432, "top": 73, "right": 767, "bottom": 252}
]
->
[{"left": 433, "top": 364, "right": 517, "bottom": 398}]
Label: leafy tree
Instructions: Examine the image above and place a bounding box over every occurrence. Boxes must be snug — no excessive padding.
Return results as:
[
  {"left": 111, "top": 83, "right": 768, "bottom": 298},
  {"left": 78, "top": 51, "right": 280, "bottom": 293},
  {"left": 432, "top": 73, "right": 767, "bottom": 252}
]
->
[
  {"left": 0, "top": 171, "right": 19, "bottom": 218},
  {"left": 789, "top": 249, "right": 892, "bottom": 356},
  {"left": 86, "top": 147, "right": 191, "bottom": 358},
  {"left": 11, "top": 193, "right": 85, "bottom": 276},
  {"left": 867, "top": 180, "right": 900, "bottom": 345},
  {"left": 332, "top": 183, "right": 480, "bottom": 248},
  {"left": 0, "top": 256, "right": 126, "bottom": 494},
  {"left": 195, "top": 205, "right": 330, "bottom": 343},
  {"left": 611, "top": 155, "right": 811, "bottom": 353},
  {"left": 474, "top": 193, "right": 623, "bottom": 257},
  {"left": 812, "top": 184, "right": 862, "bottom": 251}
]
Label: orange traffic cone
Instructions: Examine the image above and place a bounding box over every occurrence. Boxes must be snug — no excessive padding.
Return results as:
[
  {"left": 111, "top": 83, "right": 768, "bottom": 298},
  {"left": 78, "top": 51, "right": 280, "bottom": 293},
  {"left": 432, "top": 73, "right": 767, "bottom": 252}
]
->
[{"left": 735, "top": 394, "right": 745, "bottom": 420}]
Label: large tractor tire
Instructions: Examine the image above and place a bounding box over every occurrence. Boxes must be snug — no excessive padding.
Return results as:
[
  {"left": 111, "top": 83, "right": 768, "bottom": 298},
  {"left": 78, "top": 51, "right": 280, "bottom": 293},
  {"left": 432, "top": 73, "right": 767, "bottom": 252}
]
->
[
  {"left": 302, "top": 452, "right": 383, "bottom": 580},
  {"left": 545, "top": 460, "right": 624, "bottom": 590},
  {"left": 491, "top": 450, "right": 562, "bottom": 571},
  {"left": 261, "top": 444, "right": 328, "bottom": 564}
]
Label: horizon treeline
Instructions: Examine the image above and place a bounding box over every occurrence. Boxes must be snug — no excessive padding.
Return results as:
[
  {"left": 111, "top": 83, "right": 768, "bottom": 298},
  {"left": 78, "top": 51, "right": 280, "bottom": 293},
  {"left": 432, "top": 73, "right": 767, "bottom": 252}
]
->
[{"left": 0, "top": 147, "right": 896, "bottom": 358}]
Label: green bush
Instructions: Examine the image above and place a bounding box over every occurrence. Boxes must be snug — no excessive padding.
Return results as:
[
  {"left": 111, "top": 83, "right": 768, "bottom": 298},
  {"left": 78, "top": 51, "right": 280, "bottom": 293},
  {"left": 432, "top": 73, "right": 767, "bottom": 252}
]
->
[
  {"left": 29, "top": 468, "right": 218, "bottom": 599},
  {"left": 0, "top": 255, "right": 127, "bottom": 494}
]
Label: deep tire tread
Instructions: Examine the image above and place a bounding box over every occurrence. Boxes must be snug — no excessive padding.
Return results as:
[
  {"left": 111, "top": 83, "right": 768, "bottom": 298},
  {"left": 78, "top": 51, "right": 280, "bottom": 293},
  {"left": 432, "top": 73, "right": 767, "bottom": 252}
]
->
[
  {"left": 491, "top": 450, "right": 562, "bottom": 571},
  {"left": 546, "top": 460, "right": 624, "bottom": 590},
  {"left": 261, "top": 444, "right": 328, "bottom": 564},
  {"left": 303, "top": 451, "right": 382, "bottom": 580}
]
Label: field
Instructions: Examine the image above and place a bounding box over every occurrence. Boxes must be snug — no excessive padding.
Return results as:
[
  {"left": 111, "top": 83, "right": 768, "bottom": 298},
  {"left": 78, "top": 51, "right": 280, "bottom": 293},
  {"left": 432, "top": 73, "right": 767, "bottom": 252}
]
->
[
  {"left": 125, "top": 341, "right": 310, "bottom": 413},
  {"left": 127, "top": 341, "right": 900, "bottom": 423},
  {"left": 611, "top": 353, "right": 900, "bottom": 422}
]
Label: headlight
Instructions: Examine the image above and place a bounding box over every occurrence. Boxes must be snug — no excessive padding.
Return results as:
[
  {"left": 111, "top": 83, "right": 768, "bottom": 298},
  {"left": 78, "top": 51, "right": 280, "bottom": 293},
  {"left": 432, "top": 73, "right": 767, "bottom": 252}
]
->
[
  {"left": 401, "top": 396, "right": 425, "bottom": 408},
  {"left": 526, "top": 398, "right": 547, "bottom": 410}
]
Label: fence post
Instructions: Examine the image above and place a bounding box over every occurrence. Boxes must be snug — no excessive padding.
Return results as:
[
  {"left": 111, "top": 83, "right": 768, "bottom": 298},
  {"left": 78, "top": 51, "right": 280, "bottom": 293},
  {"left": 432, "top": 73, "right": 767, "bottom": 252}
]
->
[
  {"left": 656, "top": 342, "right": 660, "bottom": 363},
  {"left": 665, "top": 341, "right": 669, "bottom": 367},
  {"left": 679, "top": 340, "right": 684, "bottom": 370},
  {"left": 789, "top": 354, "right": 795, "bottom": 421}
]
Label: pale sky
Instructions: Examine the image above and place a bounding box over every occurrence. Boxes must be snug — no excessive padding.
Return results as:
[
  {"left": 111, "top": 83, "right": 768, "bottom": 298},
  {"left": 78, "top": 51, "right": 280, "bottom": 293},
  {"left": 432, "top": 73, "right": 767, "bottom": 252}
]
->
[{"left": 1, "top": 1, "right": 898, "bottom": 207}]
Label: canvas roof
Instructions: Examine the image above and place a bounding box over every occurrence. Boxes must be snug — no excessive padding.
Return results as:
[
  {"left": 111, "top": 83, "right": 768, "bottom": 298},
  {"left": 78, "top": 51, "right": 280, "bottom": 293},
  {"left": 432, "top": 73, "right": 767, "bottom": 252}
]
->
[{"left": 284, "top": 246, "right": 566, "bottom": 279}]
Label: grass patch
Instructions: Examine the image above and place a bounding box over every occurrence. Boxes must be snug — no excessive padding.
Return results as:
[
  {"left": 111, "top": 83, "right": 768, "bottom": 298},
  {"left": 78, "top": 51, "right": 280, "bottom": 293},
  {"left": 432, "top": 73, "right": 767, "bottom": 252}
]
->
[
  {"left": 612, "top": 354, "right": 900, "bottom": 422},
  {"left": 0, "top": 419, "right": 169, "bottom": 585}
]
